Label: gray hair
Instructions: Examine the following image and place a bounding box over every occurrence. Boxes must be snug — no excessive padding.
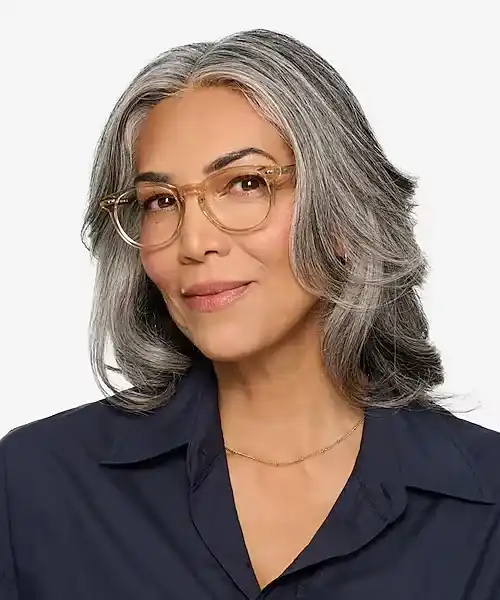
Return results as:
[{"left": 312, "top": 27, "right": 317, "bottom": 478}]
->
[{"left": 81, "top": 28, "right": 449, "bottom": 414}]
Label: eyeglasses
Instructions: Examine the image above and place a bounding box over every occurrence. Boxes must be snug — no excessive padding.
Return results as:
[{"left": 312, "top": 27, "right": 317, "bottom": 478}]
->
[{"left": 99, "top": 164, "right": 296, "bottom": 249}]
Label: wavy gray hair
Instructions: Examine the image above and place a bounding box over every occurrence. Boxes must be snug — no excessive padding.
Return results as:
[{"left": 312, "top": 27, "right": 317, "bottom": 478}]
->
[{"left": 81, "top": 28, "right": 448, "bottom": 414}]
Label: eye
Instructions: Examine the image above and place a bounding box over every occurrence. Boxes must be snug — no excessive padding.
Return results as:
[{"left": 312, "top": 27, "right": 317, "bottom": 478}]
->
[
  {"left": 228, "top": 174, "right": 267, "bottom": 195},
  {"left": 140, "top": 192, "right": 177, "bottom": 212}
]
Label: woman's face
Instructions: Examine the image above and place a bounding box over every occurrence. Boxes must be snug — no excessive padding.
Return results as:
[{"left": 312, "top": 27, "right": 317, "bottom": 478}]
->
[{"left": 136, "top": 86, "right": 319, "bottom": 361}]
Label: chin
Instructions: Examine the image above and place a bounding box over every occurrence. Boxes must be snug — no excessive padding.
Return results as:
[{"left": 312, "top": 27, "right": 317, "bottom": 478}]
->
[{"left": 189, "top": 323, "right": 267, "bottom": 363}]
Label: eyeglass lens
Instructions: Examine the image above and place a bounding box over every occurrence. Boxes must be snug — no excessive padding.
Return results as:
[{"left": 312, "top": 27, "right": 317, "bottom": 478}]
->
[{"left": 114, "top": 167, "right": 272, "bottom": 247}]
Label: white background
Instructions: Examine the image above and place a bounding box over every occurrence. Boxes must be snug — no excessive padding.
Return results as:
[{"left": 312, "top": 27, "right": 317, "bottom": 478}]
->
[{"left": 0, "top": 1, "right": 498, "bottom": 438}]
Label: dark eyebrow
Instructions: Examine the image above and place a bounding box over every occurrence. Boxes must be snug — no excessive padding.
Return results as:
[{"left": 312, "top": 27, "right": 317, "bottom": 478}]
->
[{"left": 133, "top": 147, "right": 277, "bottom": 186}]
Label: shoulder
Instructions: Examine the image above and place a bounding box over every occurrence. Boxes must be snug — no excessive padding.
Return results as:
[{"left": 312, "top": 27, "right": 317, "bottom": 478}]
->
[
  {"left": 0, "top": 372, "right": 196, "bottom": 476},
  {"left": 410, "top": 405, "right": 500, "bottom": 459},
  {"left": 0, "top": 399, "right": 118, "bottom": 467},
  {"left": 399, "top": 406, "right": 500, "bottom": 498}
]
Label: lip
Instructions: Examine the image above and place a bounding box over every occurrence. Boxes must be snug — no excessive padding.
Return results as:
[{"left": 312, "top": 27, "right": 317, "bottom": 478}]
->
[
  {"left": 181, "top": 281, "right": 252, "bottom": 297},
  {"left": 181, "top": 281, "right": 253, "bottom": 313}
]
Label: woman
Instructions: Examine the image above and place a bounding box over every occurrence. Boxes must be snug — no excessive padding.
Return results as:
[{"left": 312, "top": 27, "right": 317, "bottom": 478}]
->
[{"left": 1, "top": 28, "right": 499, "bottom": 600}]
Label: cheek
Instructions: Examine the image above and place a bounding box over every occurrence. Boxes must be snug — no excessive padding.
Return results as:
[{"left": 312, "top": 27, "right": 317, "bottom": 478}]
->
[
  {"left": 244, "top": 201, "right": 293, "bottom": 276},
  {"left": 140, "top": 250, "right": 205, "bottom": 342},
  {"left": 245, "top": 208, "right": 314, "bottom": 311},
  {"left": 234, "top": 223, "right": 317, "bottom": 354},
  {"left": 140, "top": 251, "right": 178, "bottom": 295},
  {"left": 140, "top": 250, "right": 185, "bottom": 322}
]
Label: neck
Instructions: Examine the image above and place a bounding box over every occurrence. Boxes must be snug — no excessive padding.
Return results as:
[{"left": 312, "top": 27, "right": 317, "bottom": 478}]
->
[{"left": 214, "top": 318, "right": 363, "bottom": 460}]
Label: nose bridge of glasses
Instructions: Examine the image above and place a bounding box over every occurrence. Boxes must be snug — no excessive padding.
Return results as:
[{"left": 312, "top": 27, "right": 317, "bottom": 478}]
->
[
  {"left": 177, "top": 181, "right": 206, "bottom": 202},
  {"left": 177, "top": 180, "right": 218, "bottom": 232}
]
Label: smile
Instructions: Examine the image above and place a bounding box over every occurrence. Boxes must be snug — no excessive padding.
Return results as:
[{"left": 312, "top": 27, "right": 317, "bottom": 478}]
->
[{"left": 182, "top": 283, "right": 252, "bottom": 313}]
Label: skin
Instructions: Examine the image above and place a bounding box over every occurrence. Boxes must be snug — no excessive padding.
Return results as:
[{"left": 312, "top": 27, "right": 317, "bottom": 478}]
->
[{"left": 136, "top": 86, "right": 363, "bottom": 588}]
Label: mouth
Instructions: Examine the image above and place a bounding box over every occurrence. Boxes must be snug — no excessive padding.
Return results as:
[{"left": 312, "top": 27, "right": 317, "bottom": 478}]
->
[{"left": 181, "top": 282, "right": 253, "bottom": 313}]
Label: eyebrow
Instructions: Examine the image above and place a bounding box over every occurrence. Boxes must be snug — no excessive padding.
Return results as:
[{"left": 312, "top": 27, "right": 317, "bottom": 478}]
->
[{"left": 133, "top": 147, "right": 277, "bottom": 186}]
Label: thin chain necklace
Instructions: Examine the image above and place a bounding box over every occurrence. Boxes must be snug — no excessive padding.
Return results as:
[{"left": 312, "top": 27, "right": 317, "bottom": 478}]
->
[{"left": 224, "top": 415, "right": 364, "bottom": 467}]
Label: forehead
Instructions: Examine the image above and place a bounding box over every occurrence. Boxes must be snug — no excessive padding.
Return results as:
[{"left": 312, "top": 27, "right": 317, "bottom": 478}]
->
[{"left": 134, "top": 86, "right": 292, "bottom": 176}]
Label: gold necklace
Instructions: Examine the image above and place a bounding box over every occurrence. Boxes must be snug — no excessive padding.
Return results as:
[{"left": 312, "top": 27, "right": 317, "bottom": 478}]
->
[{"left": 224, "top": 415, "right": 364, "bottom": 467}]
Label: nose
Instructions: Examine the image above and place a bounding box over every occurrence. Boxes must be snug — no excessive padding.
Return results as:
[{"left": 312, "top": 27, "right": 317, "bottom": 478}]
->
[{"left": 177, "top": 190, "right": 231, "bottom": 263}]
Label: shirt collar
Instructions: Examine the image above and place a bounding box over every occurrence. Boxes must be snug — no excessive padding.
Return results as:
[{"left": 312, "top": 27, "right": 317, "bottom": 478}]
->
[
  {"left": 99, "top": 357, "right": 495, "bottom": 505},
  {"left": 99, "top": 357, "right": 211, "bottom": 466},
  {"left": 387, "top": 406, "right": 495, "bottom": 504}
]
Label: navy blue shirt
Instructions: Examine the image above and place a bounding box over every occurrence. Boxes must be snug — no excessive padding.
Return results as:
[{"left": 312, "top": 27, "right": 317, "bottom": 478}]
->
[{"left": 1, "top": 357, "right": 500, "bottom": 599}]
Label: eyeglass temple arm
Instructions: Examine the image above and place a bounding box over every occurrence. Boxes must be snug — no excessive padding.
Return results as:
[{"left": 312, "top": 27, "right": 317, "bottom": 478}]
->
[{"left": 100, "top": 195, "right": 131, "bottom": 209}]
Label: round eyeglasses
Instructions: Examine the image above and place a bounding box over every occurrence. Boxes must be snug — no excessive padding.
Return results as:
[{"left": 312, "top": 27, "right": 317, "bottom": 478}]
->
[{"left": 99, "top": 164, "right": 296, "bottom": 249}]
